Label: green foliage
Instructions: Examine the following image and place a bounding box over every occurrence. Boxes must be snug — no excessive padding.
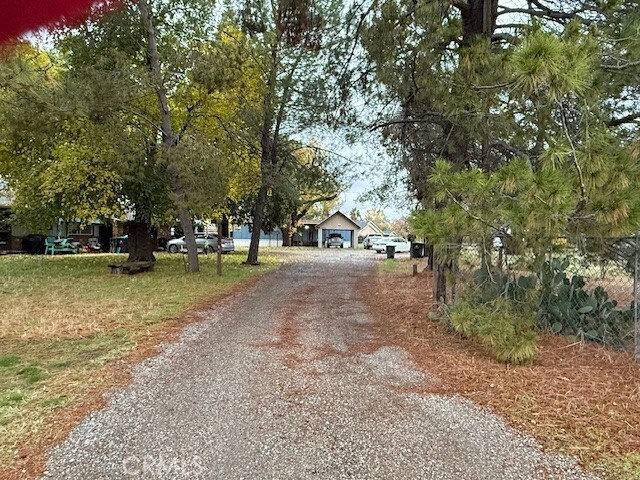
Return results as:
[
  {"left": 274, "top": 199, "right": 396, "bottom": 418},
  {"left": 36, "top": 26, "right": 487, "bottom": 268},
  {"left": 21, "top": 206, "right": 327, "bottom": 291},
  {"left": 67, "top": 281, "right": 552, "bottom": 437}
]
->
[
  {"left": 256, "top": 142, "right": 344, "bottom": 233},
  {"left": 411, "top": 157, "right": 579, "bottom": 258},
  {"left": 411, "top": 149, "right": 640, "bottom": 260},
  {"left": 0, "top": 7, "right": 273, "bottom": 233},
  {"left": 364, "top": 208, "right": 391, "bottom": 232},
  {"left": 510, "top": 28, "right": 596, "bottom": 101},
  {"left": 445, "top": 266, "right": 539, "bottom": 364},
  {"left": 445, "top": 252, "right": 634, "bottom": 363},
  {"left": 537, "top": 259, "right": 633, "bottom": 347},
  {"left": 472, "top": 267, "right": 538, "bottom": 306},
  {"left": 365, "top": 1, "right": 640, "bottom": 265},
  {"left": 448, "top": 298, "right": 539, "bottom": 365}
]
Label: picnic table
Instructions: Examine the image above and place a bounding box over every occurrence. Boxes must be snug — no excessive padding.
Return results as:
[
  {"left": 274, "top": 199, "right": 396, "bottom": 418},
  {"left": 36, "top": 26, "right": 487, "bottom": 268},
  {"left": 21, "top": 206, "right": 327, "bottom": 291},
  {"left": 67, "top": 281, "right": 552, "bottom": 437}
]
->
[{"left": 44, "top": 237, "right": 79, "bottom": 255}]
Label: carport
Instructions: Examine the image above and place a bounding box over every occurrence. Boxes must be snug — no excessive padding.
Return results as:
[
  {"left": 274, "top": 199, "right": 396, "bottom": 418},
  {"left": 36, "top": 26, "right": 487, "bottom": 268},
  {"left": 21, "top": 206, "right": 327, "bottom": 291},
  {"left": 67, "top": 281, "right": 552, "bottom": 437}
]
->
[{"left": 316, "top": 211, "right": 360, "bottom": 248}]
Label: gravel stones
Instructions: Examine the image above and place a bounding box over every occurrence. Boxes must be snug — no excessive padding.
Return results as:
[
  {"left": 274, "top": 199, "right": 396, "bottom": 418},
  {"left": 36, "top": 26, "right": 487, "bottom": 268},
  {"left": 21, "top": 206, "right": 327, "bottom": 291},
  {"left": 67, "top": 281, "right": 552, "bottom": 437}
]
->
[{"left": 43, "top": 250, "right": 600, "bottom": 480}]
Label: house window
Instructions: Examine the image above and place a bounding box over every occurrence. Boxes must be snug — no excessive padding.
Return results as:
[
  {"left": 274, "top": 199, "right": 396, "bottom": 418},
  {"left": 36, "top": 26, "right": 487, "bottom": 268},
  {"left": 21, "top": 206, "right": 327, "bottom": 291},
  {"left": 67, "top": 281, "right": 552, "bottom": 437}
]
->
[{"left": 68, "top": 224, "right": 93, "bottom": 236}]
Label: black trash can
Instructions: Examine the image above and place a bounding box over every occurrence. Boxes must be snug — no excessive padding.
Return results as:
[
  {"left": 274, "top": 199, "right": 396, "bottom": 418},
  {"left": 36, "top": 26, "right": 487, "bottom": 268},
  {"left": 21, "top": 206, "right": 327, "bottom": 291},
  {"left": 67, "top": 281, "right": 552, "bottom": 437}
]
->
[
  {"left": 386, "top": 244, "right": 396, "bottom": 259},
  {"left": 411, "top": 242, "right": 425, "bottom": 259}
]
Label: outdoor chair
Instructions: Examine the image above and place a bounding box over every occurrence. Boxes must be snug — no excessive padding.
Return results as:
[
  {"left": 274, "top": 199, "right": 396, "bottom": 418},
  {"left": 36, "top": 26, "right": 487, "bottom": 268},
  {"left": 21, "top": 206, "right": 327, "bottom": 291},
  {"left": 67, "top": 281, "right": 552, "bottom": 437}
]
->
[{"left": 44, "top": 236, "right": 56, "bottom": 255}]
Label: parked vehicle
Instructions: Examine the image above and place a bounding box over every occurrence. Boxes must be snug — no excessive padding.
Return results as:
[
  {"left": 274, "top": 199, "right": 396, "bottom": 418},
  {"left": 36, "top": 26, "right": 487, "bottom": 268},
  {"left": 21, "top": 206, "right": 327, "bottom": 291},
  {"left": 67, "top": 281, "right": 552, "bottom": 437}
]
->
[
  {"left": 369, "top": 236, "right": 388, "bottom": 252},
  {"left": 325, "top": 233, "right": 344, "bottom": 248},
  {"left": 363, "top": 234, "right": 384, "bottom": 249},
  {"left": 166, "top": 233, "right": 234, "bottom": 254},
  {"left": 373, "top": 236, "right": 411, "bottom": 253}
]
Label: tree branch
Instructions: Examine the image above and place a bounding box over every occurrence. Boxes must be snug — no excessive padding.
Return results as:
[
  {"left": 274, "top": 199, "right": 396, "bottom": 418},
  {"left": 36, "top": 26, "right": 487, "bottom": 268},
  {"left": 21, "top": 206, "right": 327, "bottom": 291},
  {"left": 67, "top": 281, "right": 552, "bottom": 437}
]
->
[
  {"left": 496, "top": 6, "right": 591, "bottom": 24},
  {"left": 607, "top": 111, "right": 640, "bottom": 127},
  {"left": 602, "top": 60, "right": 640, "bottom": 71},
  {"left": 558, "top": 102, "right": 586, "bottom": 210},
  {"left": 176, "top": 99, "right": 203, "bottom": 140},
  {"left": 369, "top": 115, "right": 444, "bottom": 131},
  {"left": 451, "top": 0, "right": 469, "bottom": 12},
  {"left": 444, "top": 187, "right": 506, "bottom": 235}
]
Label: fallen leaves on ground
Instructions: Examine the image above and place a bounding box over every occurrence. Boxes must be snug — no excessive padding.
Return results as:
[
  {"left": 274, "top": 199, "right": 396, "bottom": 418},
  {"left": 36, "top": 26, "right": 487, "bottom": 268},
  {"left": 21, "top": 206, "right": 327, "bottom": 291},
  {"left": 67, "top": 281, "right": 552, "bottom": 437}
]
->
[{"left": 360, "top": 269, "right": 640, "bottom": 479}]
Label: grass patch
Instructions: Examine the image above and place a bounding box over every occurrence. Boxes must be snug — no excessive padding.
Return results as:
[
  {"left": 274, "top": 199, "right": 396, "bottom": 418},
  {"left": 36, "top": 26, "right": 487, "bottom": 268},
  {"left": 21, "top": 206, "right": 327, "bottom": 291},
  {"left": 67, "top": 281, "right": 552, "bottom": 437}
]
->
[
  {"left": 0, "top": 392, "right": 24, "bottom": 408},
  {"left": 0, "top": 356, "right": 21, "bottom": 368},
  {"left": 0, "top": 251, "right": 278, "bottom": 472},
  {"left": 16, "top": 366, "right": 45, "bottom": 385},
  {"left": 377, "top": 257, "right": 417, "bottom": 274},
  {"left": 378, "top": 259, "right": 399, "bottom": 273}
]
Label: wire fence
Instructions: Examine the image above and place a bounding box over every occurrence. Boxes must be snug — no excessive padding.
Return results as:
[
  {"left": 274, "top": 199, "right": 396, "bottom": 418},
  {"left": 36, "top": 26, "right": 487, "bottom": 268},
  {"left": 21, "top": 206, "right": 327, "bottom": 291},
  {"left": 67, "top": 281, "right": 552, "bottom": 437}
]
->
[{"left": 434, "top": 236, "right": 640, "bottom": 354}]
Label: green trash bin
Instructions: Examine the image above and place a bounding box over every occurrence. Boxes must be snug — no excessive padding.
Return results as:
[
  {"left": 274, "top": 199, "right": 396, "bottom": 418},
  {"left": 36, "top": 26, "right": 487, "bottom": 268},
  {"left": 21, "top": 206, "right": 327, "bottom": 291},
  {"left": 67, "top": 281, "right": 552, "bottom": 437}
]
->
[{"left": 386, "top": 244, "right": 396, "bottom": 259}]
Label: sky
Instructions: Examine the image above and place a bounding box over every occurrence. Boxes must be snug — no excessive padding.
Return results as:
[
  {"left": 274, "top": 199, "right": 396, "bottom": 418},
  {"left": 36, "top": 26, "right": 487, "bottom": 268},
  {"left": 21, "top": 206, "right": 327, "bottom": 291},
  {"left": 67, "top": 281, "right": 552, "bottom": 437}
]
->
[
  {"left": 300, "top": 129, "right": 414, "bottom": 221},
  {"left": 336, "top": 144, "right": 412, "bottom": 221}
]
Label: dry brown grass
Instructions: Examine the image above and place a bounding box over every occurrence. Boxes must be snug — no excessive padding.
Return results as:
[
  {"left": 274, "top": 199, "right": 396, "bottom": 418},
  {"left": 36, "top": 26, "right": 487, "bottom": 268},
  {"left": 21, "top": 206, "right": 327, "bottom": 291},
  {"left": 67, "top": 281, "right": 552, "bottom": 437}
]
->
[
  {"left": 361, "top": 267, "right": 640, "bottom": 479},
  {"left": 0, "top": 296, "right": 140, "bottom": 340}
]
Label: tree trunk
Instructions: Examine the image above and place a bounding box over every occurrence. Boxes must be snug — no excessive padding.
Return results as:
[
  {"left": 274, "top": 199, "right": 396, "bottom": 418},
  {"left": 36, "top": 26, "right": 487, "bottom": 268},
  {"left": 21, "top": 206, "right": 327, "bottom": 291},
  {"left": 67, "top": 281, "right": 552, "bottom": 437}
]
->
[
  {"left": 126, "top": 219, "right": 156, "bottom": 263},
  {"left": 282, "top": 212, "right": 299, "bottom": 247},
  {"left": 139, "top": 0, "right": 199, "bottom": 273},
  {"left": 246, "top": 183, "right": 269, "bottom": 265},
  {"left": 459, "top": 0, "right": 498, "bottom": 45},
  {"left": 426, "top": 244, "right": 434, "bottom": 270},
  {"left": 282, "top": 223, "right": 292, "bottom": 246},
  {"left": 220, "top": 217, "right": 230, "bottom": 237},
  {"left": 434, "top": 255, "right": 448, "bottom": 305},
  {"left": 175, "top": 204, "right": 199, "bottom": 272},
  {"left": 246, "top": 37, "right": 297, "bottom": 264}
]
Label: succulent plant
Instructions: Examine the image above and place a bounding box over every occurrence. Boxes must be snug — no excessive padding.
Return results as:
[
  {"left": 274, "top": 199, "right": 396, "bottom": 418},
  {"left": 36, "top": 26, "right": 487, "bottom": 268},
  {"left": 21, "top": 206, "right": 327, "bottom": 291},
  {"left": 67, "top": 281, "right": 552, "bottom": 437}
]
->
[
  {"left": 469, "top": 259, "right": 633, "bottom": 349},
  {"left": 536, "top": 260, "right": 633, "bottom": 347}
]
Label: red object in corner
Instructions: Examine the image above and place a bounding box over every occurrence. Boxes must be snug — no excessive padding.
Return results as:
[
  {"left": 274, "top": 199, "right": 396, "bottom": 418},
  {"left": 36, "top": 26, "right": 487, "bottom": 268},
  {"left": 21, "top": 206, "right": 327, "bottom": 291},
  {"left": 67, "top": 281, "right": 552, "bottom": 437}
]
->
[{"left": 0, "top": 0, "right": 100, "bottom": 42}]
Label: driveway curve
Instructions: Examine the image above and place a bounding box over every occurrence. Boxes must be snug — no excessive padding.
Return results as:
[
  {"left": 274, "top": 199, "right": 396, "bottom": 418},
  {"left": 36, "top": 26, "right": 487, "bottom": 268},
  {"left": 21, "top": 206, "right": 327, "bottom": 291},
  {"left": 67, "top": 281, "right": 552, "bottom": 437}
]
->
[{"left": 43, "top": 250, "right": 598, "bottom": 480}]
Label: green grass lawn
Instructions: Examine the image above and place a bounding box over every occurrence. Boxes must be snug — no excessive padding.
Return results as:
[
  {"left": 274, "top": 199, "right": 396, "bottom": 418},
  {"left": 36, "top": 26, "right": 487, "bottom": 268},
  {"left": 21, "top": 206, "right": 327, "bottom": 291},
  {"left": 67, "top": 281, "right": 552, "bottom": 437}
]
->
[
  {"left": 0, "top": 251, "right": 278, "bottom": 469},
  {"left": 377, "top": 256, "right": 420, "bottom": 274}
]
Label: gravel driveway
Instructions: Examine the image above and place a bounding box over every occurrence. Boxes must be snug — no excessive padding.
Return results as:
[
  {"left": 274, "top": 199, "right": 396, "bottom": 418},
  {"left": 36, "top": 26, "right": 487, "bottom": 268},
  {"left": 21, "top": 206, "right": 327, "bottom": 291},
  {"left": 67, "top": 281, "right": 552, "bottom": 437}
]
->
[{"left": 43, "top": 250, "right": 599, "bottom": 479}]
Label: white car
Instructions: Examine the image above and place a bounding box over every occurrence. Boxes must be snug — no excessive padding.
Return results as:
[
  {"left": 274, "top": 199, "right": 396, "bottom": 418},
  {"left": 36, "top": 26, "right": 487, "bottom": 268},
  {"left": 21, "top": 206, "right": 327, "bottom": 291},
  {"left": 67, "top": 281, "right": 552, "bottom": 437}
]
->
[
  {"left": 373, "top": 236, "right": 411, "bottom": 253},
  {"left": 166, "top": 233, "right": 234, "bottom": 254},
  {"left": 369, "top": 236, "right": 387, "bottom": 252},
  {"left": 363, "top": 234, "right": 384, "bottom": 249}
]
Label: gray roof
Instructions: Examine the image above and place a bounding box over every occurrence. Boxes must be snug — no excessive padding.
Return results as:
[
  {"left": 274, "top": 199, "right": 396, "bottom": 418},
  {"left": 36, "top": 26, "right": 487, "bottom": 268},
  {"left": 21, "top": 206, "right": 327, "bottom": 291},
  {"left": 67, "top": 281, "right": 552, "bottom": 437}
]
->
[{"left": 355, "top": 220, "right": 367, "bottom": 228}]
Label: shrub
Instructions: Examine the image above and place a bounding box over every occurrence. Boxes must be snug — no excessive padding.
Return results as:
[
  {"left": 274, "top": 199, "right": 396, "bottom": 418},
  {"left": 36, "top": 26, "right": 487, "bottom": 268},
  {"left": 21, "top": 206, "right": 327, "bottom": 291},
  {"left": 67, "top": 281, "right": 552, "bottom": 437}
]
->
[
  {"left": 443, "top": 257, "right": 633, "bottom": 364},
  {"left": 448, "top": 298, "right": 539, "bottom": 364}
]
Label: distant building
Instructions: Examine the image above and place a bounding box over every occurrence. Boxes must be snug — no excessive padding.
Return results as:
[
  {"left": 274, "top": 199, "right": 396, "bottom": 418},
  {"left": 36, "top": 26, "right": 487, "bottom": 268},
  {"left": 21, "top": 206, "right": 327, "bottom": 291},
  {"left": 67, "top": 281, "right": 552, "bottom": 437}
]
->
[
  {"left": 357, "top": 221, "right": 384, "bottom": 240},
  {"left": 315, "top": 211, "right": 362, "bottom": 248},
  {"left": 231, "top": 223, "right": 284, "bottom": 247}
]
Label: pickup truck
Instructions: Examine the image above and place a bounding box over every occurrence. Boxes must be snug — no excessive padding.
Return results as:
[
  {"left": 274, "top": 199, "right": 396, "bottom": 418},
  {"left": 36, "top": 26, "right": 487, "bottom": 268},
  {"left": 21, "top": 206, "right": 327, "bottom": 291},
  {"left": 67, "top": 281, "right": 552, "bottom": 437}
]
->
[{"left": 326, "top": 233, "right": 344, "bottom": 248}]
